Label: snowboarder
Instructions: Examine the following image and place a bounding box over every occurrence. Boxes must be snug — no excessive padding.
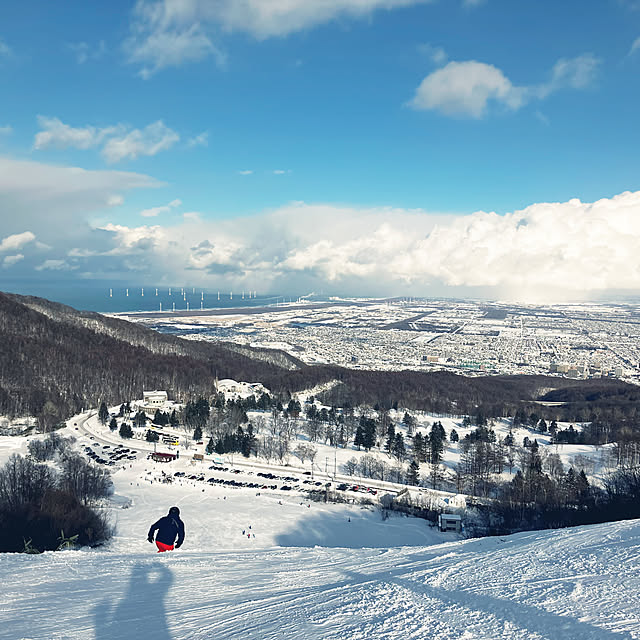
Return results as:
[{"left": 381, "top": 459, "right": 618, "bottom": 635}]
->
[{"left": 147, "top": 506, "right": 185, "bottom": 553}]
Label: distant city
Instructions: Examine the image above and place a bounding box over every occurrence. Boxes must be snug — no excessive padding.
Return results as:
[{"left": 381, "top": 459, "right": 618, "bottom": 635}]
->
[{"left": 120, "top": 298, "right": 640, "bottom": 384}]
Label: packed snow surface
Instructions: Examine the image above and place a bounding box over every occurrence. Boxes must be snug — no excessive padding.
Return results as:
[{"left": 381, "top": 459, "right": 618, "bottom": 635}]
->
[{"left": 1, "top": 434, "right": 640, "bottom": 639}]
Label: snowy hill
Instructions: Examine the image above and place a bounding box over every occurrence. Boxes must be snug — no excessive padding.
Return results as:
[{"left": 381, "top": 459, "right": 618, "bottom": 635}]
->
[{"left": 1, "top": 428, "right": 639, "bottom": 640}]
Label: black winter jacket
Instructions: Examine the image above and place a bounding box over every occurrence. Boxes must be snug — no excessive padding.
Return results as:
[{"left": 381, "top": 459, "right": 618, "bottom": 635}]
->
[{"left": 148, "top": 514, "right": 185, "bottom": 547}]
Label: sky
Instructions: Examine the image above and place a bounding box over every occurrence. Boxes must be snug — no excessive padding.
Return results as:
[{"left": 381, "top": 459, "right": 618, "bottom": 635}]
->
[{"left": 1, "top": 0, "right": 640, "bottom": 302}]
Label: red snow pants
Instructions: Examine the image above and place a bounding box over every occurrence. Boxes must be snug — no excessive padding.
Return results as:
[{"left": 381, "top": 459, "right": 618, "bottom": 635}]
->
[{"left": 156, "top": 541, "right": 174, "bottom": 553}]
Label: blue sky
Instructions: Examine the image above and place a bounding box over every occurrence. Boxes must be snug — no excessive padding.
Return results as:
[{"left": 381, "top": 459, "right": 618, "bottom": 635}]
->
[{"left": 1, "top": 0, "right": 640, "bottom": 301}]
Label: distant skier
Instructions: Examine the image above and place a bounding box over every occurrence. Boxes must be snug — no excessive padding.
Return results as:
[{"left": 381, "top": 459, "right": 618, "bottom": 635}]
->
[{"left": 147, "top": 506, "right": 185, "bottom": 553}]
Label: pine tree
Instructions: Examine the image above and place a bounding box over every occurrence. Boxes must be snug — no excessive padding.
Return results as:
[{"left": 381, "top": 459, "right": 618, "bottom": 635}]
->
[
  {"left": 407, "top": 460, "right": 420, "bottom": 485},
  {"left": 193, "top": 424, "right": 203, "bottom": 441},
  {"left": 108, "top": 417, "right": 118, "bottom": 431},
  {"left": 385, "top": 423, "right": 396, "bottom": 454},
  {"left": 98, "top": 402, "right": 109, "bottom": 425},
  {"left": 449, "top": 428, "right": 459, "bottom": 443},
  {"left": 392, "top": 432, "right": 406, "bottom": 460},
  {"left": 354, "top": 425, "right": 364, "bottom": 450},
  {"left": 146, "top": 429, "right": 159, "bottom": 442},
  {"left": 119, "top": 423, "right": 134, "bottom": 439},
  {"left": 205, "top": 437, "right": 215, "bottom": 455}
]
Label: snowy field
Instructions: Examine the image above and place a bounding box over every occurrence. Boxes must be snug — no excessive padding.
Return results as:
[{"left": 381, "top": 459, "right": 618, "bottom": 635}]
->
[{"left": 1, "top": 426, "right": 640, "bottom": 639}]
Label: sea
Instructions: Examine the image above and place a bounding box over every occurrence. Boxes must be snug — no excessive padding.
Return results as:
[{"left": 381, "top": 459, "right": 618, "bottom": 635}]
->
[{"left": 1, "top": 279, "right": 305, "bottom": 314}]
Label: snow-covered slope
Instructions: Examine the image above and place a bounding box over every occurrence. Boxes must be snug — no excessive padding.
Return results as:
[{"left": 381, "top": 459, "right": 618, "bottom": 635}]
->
[{"left": 2, "top": 443, "right": 639, "bottom": 640}]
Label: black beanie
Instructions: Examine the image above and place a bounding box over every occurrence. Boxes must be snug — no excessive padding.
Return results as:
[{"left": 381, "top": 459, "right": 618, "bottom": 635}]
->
[{"left": 169, "top": 506, "right": 180, "bottom": 516}]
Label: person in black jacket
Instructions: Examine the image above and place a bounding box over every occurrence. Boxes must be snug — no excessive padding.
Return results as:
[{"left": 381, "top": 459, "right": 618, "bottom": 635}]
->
[{"left": 148, "top": 506, "right": 185, "bottom": 552}]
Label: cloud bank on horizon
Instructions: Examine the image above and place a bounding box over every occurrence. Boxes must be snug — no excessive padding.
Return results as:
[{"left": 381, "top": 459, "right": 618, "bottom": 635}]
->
[{"left": 1, "top": 153, "right": 639, "bottom": 302}]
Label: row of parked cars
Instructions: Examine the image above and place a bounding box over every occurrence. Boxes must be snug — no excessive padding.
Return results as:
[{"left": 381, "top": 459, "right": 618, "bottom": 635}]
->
[
  {"left": 84, "top": 444, "right": 137, "bottom": 466},
  {"left": 171, "top": 467, "right": 326, "bottom": 492},
  {"left": 336, "top": 483, "right": 378, "bottom": 495}
]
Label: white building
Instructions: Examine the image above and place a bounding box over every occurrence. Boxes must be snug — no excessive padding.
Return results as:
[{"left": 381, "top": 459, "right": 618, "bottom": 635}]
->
[{"left": 142, "top": 390, "right": 168, "bottom": 416}]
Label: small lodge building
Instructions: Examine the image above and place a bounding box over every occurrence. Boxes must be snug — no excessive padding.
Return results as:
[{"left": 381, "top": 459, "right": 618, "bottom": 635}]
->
[
  {"left": 142, "top": 390, "right": 168, "bottom": 417},
  {"left": 150, "top": 451, "right": 177, "bottom": 463},
  {"left": 438, "top": 513, "right": 462, "bottom": 533}
]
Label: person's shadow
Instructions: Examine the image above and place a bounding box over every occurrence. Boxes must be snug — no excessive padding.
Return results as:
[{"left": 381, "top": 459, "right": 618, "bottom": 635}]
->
[{"left": 94, "top": 562, "right": 173, "bottom": 639}]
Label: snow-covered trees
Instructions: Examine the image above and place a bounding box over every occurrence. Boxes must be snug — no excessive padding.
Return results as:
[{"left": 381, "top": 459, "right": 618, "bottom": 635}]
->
[
  {"left": 98, "top": 402, "right": 109, "bottom": 425},
  {"left": 0, "top": 454, "right": 112, "bottom": 552}
]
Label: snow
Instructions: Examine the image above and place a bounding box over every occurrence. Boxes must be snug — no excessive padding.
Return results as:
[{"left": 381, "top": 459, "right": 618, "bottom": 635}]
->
[{"left": 2, "top": 423, "right": 640, "bottom": 639}]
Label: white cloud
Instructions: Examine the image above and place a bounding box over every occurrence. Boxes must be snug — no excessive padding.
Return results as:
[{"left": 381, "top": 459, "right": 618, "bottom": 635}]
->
[
  {"left": 139, "top": 198, "right": 182, "bottom": 217},
  {"left": 238, "top": 170, "right": 253, "bottom": 175},
  {"left": 2, "top": 254, "right": 24, "bottom": 268},
  {"left": 101, "top": 121, "right": 180, "bottom": 163},
  {"left": 0, "top": 231, "right": 36, "bottom": 253},
  {"left": 125, "top": 0, "right": 433, "bottom": 74},
  {"left": 34, "top": 116, "right": 124, "bottom": 151},
  {"left": 272, "top": 169, "right": 290, "bottom": 175},
  {"left": 187, "top": 131, "right": 209, "bottom": 147},
  {"left": 409, "top": 54, "right": 600, "bottom": 118},
  {"left": 34, "top": 117, "right": 181, "bottom": 164},
  {"left": 417, "top": 43, "right": 447, "bottom": 66},
  {"left": 0, "top": 155, "right": 160, "bottom": 269},
  {"left": 630, "top": 36, "right": 640, "bottom": 55},
  {"left": 35, "top": 259, "right": 75, "bottom": 272},
  {"left": 0, "top": 125, "right": 12, "bottom": 136},
  {"left": 89, "top": 191, "right": 640, "bottom": 301},
  {"left": 409, "top": 61, "right": 524, "bottom": 118},
  {"left": 537, "top": 53, "right": 600, "bottom": 97}
]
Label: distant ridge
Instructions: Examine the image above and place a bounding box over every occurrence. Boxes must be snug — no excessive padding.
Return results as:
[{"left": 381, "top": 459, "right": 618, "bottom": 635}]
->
[{"left": 1, "top": 291, "right": 638, "bottom": 426}]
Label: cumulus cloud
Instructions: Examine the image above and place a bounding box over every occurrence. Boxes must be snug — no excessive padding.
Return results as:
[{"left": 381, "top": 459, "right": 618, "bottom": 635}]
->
[
  {"left": 417, "top": 43, "right": 448, "bottom": 66},
  {"left": 2, "top": 254, "right": 24, "bottom": 268},
  {"left": 0, "top": 231, "right": 36, "bottom": 253},
  {"left": 101, "top": 121, "right": 180, "bottom": 163},
  {"left": 125, "top": 0, "right": 433, "bottom": 75},
  {"left": 34, "top": 116, "right": 124, "bottom": 151},
  {"left": 409, "top": 53, "right": 600, "bottom": 118},
  {"left": 0, "top": 155, "right": 160, "bottom": 278},
  {"left": 187, "top": 131, "right": 209, "bottom": 147},
  {"left": 79, "top": 191, "right": 640, "bottom": 302},
  {"left": 409, "top": 60, "right": 524, "bottom": 118},
  {"left": 140, "top": 198, "right": 182, "bottom": 217},
  {"left": 34, "top": 117, "right": 180, "bottom": 163}
]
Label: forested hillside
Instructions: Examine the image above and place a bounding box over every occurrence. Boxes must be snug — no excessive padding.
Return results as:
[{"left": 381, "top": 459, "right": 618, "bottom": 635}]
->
[{"left": 2, "top": 291, "right": 639, "bottom": 430}]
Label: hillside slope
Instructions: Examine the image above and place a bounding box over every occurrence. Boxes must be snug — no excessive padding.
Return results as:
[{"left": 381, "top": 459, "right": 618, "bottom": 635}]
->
[
  {"left": 2, "top": 291, "right": 639, "bottom": 427},
  {"left": 1, "top": 429, "right": 638, "bottom": 640}
]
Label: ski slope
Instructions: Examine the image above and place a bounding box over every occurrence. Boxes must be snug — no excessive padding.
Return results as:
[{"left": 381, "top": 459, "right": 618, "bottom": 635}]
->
[{"left": 1, "top": 447, "right": 639, "bottom": 640}]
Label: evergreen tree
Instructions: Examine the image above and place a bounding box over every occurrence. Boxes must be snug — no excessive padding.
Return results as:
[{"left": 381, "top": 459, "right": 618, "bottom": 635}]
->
[
  {"left": 205, "top": 437, "right": 215, "bottom": 455},
  {"left": 118, "top": 403, "right": 126, "bottom": 417},
  {"left": 119, "top": 423, "right": 134, "bottom": 439},
  {"left": 392, "top": 432, "right": 406, "bottom": 460},
  {"left": 134, "top": 411, "right": 147, "bottom": 428},
  {"left": 170, "top": 409, "right": 179, "bottom": 427},
  {"left": 385, "top": 423, "right": 396, "bottom": 454},
  {"left": 413, "top": 432, "right": 425, "bottom": 462},
  {"left": 193, "top": 424, "right": 203, "bottom": 441},
  {"left": 429, "top": 421, "right": 446, "bottom": 464},
  {"left": 98, "top": 402, "right": 109, "bottom": 425},
  {"left": 354, "top": 424, "right": 364, "bottom": 450},
  {"left": 146, "top": 429, "right": 159, "bottom": 443},
  {"left": 407, "top": 460, "right": 420, "bottom": 485},
  {"left": 449, "top": 428, "right": 459, "bottom": 443},
  {"left": 108, "top": 417, "right": 118, "bottom": 432}
]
